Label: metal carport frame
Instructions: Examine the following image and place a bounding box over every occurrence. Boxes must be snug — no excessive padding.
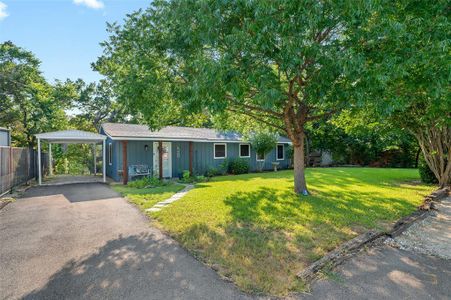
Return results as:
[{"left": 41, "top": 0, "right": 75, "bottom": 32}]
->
[{"left": 34, "top": 130, "right": 107, "bottom": 185}]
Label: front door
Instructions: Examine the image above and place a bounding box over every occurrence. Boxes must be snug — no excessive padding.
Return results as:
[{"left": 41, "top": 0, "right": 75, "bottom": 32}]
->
[{"left": 153, "top": 142, "right": 172, "bottom": 178}]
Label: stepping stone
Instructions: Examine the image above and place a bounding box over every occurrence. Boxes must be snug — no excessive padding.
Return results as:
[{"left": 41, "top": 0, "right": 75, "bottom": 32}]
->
[
  {"left": 146, "top": 207, "right": 161, "bottom": 212},
  {"left": 146, "top": 184, "right": 194, "bottom": 212}
]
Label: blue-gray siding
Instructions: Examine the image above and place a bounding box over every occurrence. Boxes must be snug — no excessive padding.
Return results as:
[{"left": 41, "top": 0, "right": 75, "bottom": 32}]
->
[{"left": 104, "top": 138, "right": 291, "bottom": 181}]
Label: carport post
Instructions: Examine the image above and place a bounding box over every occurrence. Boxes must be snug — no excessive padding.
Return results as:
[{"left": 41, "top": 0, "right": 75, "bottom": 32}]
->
[
  {"left": 37, "top": 138, "right": 42, "bottom": 185},
  {"left": 102, "top": 139, "right": 106, "bottom": 183},
  {"left": 48, "top": 143, "right": 53, "bottom": 176},
  {"left": 93, "top": 143, "right": 96, "bottom": 176}
]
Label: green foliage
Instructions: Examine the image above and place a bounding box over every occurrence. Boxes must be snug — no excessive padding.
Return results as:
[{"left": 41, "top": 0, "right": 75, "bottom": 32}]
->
[
  {"left": 227, "top": 159, "right": 250, "bottom": 175},
  {"left": 52, "top": 144, "right": 92, "bottom": 175},
  {"left": 128, "top": 176, "right": 165, "bottom": 189},
  {"left": 73, "top": 79, "right": 131, "bottom": 130},
  {"left": 418, "top": 156, "right": 438, "bottom": 184},
  {"left": 0, "top": 41, "right": 74, "bottom": 147},
  {"left": 182, "top": 170, "right": 190, "bottom": 180},
  {"left": 206, "top": 167, "right": 220, "bottom": 178},
  {"left": 249, "top": 132, "right": 278, "bottom": 157},
  {"left": 307, "top": 112, "right": 418, "bottom": 167},
  {"left": 179, "top": 170, "right": 208, "bottom": 183},
  {"left": 249, "top": 132, "right": 278, "bottom": 170}
]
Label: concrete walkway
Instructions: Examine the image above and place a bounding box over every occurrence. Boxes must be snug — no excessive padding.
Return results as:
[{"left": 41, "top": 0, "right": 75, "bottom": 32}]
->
[
  {"left": 146, "top": 184, "right": 194, "bottom": 212},
  {"left": 0, "top": 183, "right": 251, "bottom": 300},
  {"left": 305, "top": 196, "right": 451, "bottom": 299}
]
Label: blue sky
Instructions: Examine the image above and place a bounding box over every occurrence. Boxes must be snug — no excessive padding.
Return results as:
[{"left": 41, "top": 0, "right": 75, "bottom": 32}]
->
[{"left": 0, "top": 0, "right": 150, "bottom": 83}]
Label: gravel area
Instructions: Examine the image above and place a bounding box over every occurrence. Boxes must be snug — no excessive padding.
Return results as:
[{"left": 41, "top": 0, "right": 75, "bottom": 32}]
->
[{"left": 386, "top": 195, "right": 451, "bottom": 259}]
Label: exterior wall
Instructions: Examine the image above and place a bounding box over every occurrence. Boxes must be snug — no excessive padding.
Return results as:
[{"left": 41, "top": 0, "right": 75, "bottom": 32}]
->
[
  {"left": 0, "top": 130, "right": 10, "bottom": 146},
  {"left": 105, "top": 137, "right": 291, "bottom": 181}
]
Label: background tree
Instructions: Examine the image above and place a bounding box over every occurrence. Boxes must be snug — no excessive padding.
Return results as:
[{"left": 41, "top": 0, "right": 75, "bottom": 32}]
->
[
  {"left": 0, "top": 41, "right": 74, "bottom": 147},
  {"left": 95, "top": 0, "right": 379, "bottom": 194},
  {"left": 72, "top": 79, "right": 130, "bottom": 131},
  {"left": 356, "top": 1, "right": 450, "bottom": 187}
]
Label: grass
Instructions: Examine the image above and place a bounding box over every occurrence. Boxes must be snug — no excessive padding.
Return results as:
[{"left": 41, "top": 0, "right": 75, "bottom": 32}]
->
[
  {"left": 136, "top": 168, "right": 433, "bottom": 296},
  {"left": 113, "top": 183, "right": 185, "bottom": 210}
]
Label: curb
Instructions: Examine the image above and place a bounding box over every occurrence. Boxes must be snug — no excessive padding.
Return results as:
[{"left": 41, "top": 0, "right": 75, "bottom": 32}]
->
[{"left": 297, "top": 186, "right": 450, "bottom": 283}]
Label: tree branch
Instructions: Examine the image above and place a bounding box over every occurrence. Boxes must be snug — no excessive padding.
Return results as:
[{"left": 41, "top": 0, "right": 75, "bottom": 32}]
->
[{"left": 226, "top": 107, "right": 286, "bottom": 132}]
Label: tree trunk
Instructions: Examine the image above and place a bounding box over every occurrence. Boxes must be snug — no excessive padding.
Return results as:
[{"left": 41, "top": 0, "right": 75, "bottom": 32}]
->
[
  {"left": 414, "top": 126, "right": 451, "bottom": 188},
  {"left": 293, "top": 135, "right": 309, "bottom": 195},
  {"left": 414, "top": 147, "right": 421, "bottom": 168}
]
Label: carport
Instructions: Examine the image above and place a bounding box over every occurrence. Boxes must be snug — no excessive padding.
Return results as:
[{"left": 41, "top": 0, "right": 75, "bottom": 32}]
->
[{"left": 35, "top": 130, "right": 107, "bottom": 185}]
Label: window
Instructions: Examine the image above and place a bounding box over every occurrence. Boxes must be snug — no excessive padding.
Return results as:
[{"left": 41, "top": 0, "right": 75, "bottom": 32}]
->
[
  {"left": 108, "top": 143, "right": 112, "bottom": 165},
  {"left": 239, "top": 144, "right": 250, "bottom": 158},
  {"left": 277, "top": 144, "right": 284, "bottom": 160},
  {"left": 214, "top": 143, "right": 227, "bottom": 159},
  {"left": 256, "top": 152, "right": 265, "bottom": 161}
]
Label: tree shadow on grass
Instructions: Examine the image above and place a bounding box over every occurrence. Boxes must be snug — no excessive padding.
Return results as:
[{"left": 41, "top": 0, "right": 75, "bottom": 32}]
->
[{"left": 176, "top": 185, "right": 425, "bottom": 294}]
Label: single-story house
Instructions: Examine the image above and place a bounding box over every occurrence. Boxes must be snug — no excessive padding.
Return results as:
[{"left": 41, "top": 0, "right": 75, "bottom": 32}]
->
[{"left": 100, "top": 123, "right": 292, "bottom": 184}]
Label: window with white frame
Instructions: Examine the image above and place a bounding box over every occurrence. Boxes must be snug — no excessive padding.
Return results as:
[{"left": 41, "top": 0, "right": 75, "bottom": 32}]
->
[
  {"left": 108, "top": 143, "right": 112, "bottom": 165},
  {"left": 276, "top": 144, "right": 284, "bottom": 160},
  {"left": 239, "top": 144, "right": 250, "bottom": 158},
  {"left": 256, "top": 152, "right": 265, "bottom": 161},
  {"left": 214, "top": 143, "right": 227, "bottom": 159}
]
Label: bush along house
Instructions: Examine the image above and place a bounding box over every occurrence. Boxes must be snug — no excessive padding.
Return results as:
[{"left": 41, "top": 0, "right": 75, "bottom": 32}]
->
[{"left": 100, "top": 123, "right": 292, "bottom": 184}]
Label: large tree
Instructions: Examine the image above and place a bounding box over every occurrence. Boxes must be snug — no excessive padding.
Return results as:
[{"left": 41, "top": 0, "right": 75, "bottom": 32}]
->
[
  {"left": 95, "top": 1, "right": 382, "bottom": 194},
  {"left": 357, "top": 1, "right": 450, "bottom": 187},
  {"left": 0, "top": 41, "right": 73, "bottom": 147}
]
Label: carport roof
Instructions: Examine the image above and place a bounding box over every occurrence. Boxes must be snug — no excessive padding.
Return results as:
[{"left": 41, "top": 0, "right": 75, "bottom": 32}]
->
[{"left": 35, "top": 130, "right": 106, "bottom": 143}]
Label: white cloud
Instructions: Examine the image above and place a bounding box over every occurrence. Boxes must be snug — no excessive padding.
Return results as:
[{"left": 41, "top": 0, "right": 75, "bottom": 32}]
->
[
  {"left": 73, "top": 0, "right": 104, "bottom": 9},
  {"left": 0, "top": 2, "right": 9, "bottom": 20}
]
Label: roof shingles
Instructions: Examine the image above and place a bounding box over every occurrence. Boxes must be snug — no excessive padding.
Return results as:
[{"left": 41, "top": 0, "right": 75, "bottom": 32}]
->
[{"left": 101, "top": 123, "right": 291, "bottom": 143}]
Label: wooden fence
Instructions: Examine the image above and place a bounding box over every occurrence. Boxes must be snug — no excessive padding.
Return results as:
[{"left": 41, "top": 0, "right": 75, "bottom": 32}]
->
[{"left": 0, "top": 146, "right": 47, "bottom": 195}]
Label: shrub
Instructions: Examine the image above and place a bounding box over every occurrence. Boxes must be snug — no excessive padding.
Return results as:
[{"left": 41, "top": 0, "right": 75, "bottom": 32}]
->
[
  {"left": 218, "top": 159, "right": 229, "bottom": 175},
  {"left": 195, "top": 175, "right": 206, "bottom": 182},
  {"left": 418, "top": 156, "right": 438, "bottom": 184},
  {"left": 128, "top": 176, "right": 163, "bottom": 188},
  {"left": 228, "top": 158, "right": 250, "bottom": 175},
  {"left": 206, "top": 167, "right": 219, "bottom": 178},
  {"left": 182, "top": 170, "right": 191, "bottom": 180}
]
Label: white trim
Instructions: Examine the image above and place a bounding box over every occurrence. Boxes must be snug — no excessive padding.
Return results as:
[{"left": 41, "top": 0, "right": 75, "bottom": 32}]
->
[
  {"left": 33, "top": 136, "right": 106, "bottom": 141},
  {"left": 213, "top": 143, "right": 227, "bottom": 159},
  {"left": 48, "top": 143, "right": 53, "bottom": 176},
  {"left": 256, "top": 152, "right": 265, "bottom": 162},
  {"left": 276, "top": 144, "right": 285, "bottom": 160},
  {"left": 108, "top": 143, "right": 112, "bottom": 165},
  {"left": 37, "top": 138, "right": 42, "bottom": 185},
  {"left": 239, "top": 143, "right": 250, "bottom": 158},
  {"left": 102, "top": 139, "right": 106, "bottom": 182}
]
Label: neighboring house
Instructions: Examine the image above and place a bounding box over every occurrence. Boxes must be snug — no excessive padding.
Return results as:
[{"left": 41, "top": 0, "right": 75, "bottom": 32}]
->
[
  {"left": 0, "top": 127, "right": 11, "bottom": 146},
  {"left": 100, "top": 123, "right": 292, "bottom": 183}
]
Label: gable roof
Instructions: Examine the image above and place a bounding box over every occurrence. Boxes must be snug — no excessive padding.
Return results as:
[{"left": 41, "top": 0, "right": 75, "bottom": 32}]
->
[{"left": 101, "top": 123, "right": 291, "bottom": 143}]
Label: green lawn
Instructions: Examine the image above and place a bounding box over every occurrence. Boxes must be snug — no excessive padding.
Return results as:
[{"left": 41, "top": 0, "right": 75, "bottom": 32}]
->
[
  {"left": 113, "top": 183, "right": 185, "bottom": 210},
  {"left": 143, "top": 168, "right": 434, "bottom": 296}
]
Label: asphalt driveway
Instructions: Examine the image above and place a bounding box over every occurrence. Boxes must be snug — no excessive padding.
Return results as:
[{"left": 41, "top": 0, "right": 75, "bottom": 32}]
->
[
  {"left": 0, "top": 183, "right": 250, "bottom": 300},
  {"left": 305, "top": 196, "right": 451, "bottom": 300}
]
